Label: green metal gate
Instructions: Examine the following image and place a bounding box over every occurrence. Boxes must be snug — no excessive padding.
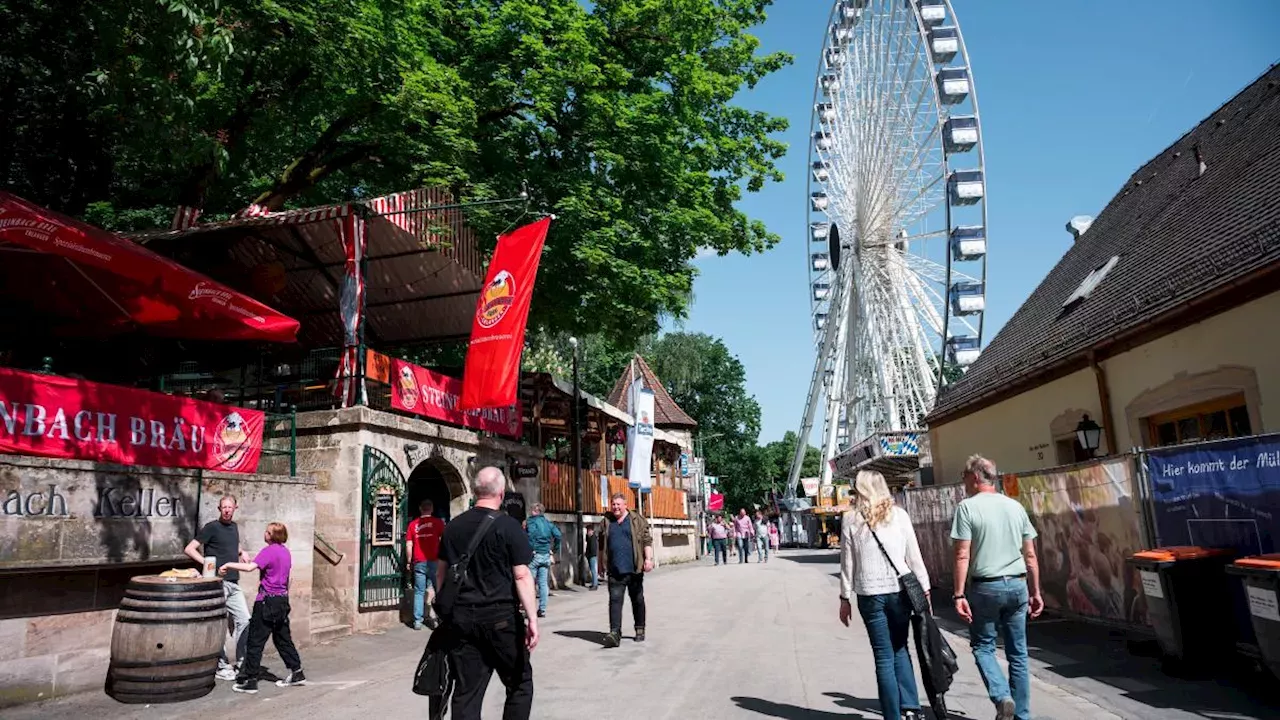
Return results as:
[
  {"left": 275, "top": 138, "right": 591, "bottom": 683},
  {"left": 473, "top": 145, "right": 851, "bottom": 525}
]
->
[{"left": 359, "top": 446, "right": 407, "bottom": 608}]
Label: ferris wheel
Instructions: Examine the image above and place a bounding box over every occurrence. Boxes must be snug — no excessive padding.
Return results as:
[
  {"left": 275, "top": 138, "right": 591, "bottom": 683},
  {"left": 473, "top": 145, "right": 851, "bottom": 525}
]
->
[{"left": 790, "top": 0, "right": 989, "bottom": 488}]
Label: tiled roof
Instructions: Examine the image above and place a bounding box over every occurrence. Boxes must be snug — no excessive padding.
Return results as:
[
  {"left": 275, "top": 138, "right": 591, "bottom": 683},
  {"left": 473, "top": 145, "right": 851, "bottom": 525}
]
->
[
  {"left": 607, "top": 354, "right": 698, "bottom": 429},
  {"left": 929, "top": 64, "right": 1280, "bottom": 423}
]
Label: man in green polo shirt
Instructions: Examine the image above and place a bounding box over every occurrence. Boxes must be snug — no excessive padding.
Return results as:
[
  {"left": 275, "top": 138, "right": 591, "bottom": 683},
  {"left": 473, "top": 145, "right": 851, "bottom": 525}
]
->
[{"left": 951, "top": 454, "right": 1043, "bottom": 720}]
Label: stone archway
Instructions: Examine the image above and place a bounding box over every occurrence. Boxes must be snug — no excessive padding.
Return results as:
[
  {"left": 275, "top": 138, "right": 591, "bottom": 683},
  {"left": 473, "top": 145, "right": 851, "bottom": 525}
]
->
[{"left": 406, "top": 456, "right": 467, "bottom": 522}]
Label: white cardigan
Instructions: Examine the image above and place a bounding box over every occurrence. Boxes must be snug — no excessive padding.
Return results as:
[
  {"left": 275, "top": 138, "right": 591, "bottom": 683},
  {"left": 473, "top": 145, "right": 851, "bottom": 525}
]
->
[{"left": 839, "top": 506, "right": 931, "bottom": 598}]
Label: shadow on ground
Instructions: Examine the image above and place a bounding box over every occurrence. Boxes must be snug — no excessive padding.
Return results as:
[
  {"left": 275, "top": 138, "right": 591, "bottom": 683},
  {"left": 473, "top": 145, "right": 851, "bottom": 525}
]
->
[
  {"left": 731, "top": 691, "right": 965, "bottom": 719},
  {"left": 553, "top": 629, "right": 610, "bottom": 647},
  {"left": 778, "top": 551, "right": 839, "bottom": 565},
  {"left": 931, "top": 604, "right": 1277, "bottom": 719}
]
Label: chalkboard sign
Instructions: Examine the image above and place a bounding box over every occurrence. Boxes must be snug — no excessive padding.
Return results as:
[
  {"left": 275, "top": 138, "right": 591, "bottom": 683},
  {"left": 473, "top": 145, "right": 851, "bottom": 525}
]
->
[{"left": 371, "top": 491, "right": 397, "bottom": 547}]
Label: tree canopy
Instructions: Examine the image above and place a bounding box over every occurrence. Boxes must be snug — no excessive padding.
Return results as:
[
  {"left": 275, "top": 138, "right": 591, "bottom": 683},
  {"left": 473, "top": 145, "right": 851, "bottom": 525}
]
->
[{"left": 1, "top": 0, "right": 790, "bottom": 349}]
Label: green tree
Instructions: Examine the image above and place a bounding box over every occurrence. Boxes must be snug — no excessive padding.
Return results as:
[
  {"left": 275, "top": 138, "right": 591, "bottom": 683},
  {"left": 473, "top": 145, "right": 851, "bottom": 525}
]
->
[
  {"left": 2, "top": 0, "right": 791, "bottom": 350},
  {"left": 641, "top": 332, "right": 767, "bottom": 510}
]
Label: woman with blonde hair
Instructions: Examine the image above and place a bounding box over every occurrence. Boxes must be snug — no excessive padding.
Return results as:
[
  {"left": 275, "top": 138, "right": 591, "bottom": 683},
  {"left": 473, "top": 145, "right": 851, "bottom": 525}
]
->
[{"left": 838, "top": 471, "right": 929, "bottom": 720}]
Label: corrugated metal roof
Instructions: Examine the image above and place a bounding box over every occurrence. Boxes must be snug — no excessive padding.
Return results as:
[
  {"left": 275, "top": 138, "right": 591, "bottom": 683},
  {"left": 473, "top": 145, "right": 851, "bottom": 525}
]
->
[{"left": 131, "top": 188, "right": 486, "bottom": 348}]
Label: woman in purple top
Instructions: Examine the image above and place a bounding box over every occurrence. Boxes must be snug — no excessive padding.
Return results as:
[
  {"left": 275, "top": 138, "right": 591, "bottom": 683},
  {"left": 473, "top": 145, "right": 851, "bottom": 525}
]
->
[{"left": 219, "top": 522, "right": 306, "bottom": 693}]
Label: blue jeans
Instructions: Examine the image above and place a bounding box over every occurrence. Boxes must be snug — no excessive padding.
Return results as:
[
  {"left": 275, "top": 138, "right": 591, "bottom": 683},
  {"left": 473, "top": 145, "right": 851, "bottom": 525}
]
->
[
  {"left": 412, "top": 560, "right": 437, "bottom": 625},
  {"left": 756, "top": 535, "right": 769, "bottom": 561},
  {"left": 531, "top": 553, "right": 552, "bottom": 612},
  {"left": 587, "top": 555, "right": 598, "bottom": 588},
  {"left": 857, "top": 592, "right": 921, "bottom": 718},
  {"left": 737, "top": 537, "right": 751, "bottom": 562},
  {"left": 712, "top": 538, "right": 728, "bottom": 564},
  {"left": 969, "top": 578, "right": 1031, "bottom": 720}
]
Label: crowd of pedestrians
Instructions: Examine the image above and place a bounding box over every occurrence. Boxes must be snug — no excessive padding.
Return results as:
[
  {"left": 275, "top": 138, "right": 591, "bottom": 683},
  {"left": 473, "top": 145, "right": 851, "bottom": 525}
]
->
[{"left": 187, "top": 457, "right": 1044, "bottom": 720}]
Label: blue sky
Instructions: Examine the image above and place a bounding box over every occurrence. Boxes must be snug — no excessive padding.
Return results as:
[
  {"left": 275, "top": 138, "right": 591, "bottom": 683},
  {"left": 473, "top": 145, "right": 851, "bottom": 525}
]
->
[{"left": 667, "top": 1, "right": 1280, "bottom": 444}]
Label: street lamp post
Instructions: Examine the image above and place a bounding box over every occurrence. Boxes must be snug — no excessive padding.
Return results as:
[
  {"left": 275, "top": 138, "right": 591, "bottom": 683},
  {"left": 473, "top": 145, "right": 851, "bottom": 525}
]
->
[
  {"left": 569, "top": 337, "right": 585, "bottom": 585},
  {"left": 1076, "top": 414, "right": 1103, "bottom": 457}
]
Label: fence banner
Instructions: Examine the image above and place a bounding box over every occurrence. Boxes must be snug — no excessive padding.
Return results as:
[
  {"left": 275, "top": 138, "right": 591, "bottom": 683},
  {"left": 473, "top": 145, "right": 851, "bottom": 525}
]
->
[
  {"left": 901, "top": 483, "right": 967, "bottom": 594},
  {"left": 1010, "top": 458, "right": 1147, "bottom": 626},
  {"left": 389, "top": 357, "right": 521, "bottom": 438},
  {"left": 1145, "top": 434, "right": 1280, "bottom": 556},
  {"left": 0, "top": 367, "right": 263, "bottom": 473}
]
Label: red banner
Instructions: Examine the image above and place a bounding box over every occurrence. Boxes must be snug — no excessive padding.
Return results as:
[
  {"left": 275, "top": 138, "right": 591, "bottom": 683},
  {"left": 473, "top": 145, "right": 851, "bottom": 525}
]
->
[
  {"left": 461, "top": 218, "right": 550, "bottom": 410},
  {"left": 0, "top": 368, "right": 265, "bottom": 473},
  {"left": 391, "top": 358, "right": 522, "bottom": 438},
  {"left": 708, "top": 493, "right": 725, "bottom": 512}
]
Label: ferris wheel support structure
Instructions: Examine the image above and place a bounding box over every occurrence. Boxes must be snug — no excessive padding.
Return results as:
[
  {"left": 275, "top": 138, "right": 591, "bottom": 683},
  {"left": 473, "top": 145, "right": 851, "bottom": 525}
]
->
[{"left": 789, "top": 0, "right": 990, "bottom": 491}]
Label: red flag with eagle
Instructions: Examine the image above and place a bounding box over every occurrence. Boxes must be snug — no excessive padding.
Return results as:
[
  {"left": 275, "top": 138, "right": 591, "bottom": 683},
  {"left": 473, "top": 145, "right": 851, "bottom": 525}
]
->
[{"left": 460, "top": 217, "right": 551, "bottom": 410}]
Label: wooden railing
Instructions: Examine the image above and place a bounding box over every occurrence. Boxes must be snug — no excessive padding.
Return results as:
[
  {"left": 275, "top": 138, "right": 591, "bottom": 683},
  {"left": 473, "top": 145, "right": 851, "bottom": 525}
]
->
[
  {"left": 646, "top": 485, "right": 688, "bottom": 519},
  {"left": 540, "top": 467, "right": 685, "bottom": 519},
  {"left": 538, "top": 459, "right": 578, "bottom": 513}
]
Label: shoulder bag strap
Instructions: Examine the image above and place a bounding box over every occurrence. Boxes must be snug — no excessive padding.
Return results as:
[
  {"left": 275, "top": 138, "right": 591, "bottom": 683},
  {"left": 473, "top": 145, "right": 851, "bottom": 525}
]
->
[
  {"left": 463, "top": 512, "right": 499, "bottom": 560},
  {"left": 861, "top": 510, "right": 903, "bottom": 576}
]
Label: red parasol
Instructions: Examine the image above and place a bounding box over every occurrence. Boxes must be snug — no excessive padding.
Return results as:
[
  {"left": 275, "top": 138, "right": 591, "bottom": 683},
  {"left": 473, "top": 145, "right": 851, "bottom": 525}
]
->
[{"left": 0, "top": 192, "right": 299, "bottom": 342}]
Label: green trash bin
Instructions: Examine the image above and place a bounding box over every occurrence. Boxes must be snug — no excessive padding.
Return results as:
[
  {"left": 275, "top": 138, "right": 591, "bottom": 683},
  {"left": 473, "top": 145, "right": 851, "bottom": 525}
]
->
[
  {"left": 1128, "top": 546, "right": 1237, "bottom": 667},
  {"left": 1227, "top": 554, "right": 1280, "bottom": 679}
]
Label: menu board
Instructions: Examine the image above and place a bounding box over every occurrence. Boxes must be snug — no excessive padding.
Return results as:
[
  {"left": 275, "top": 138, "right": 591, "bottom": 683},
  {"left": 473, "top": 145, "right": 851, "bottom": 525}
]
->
[{"left": 372, "top": 491, "right": 397, "bottom": 547}]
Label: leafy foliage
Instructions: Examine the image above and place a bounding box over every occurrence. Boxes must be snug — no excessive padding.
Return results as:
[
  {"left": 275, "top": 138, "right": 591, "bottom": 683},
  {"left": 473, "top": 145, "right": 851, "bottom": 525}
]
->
[{"left": 1, "top": 0, "right": 791, "bottom": 348}]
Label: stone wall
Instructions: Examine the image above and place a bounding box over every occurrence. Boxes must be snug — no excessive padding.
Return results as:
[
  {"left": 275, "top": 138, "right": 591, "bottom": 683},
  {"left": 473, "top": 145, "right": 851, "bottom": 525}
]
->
[
  {"left": 295, "top": 406, "right": 541, "bottom": 638},
  {"left": 0, "top": 457, "right": 314, "bottom": 710}
]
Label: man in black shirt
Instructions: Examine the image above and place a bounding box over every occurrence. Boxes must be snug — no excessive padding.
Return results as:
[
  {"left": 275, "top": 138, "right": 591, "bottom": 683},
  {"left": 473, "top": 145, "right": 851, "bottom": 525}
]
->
[
  {"left": 436, "top": 467, "right": 537, "bottom": 719},
  {"left": 598, "top": 492, "right": 654, "bottom": 648},
  {"left": 184, "top": 495, "right": 251, "bottom": 680}
]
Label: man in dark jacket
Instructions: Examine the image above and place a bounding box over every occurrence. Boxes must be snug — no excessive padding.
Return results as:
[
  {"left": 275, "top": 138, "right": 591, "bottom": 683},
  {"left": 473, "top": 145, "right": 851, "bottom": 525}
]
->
[{"left": 597, "top": 492, "right": 654, "bottom": 647}]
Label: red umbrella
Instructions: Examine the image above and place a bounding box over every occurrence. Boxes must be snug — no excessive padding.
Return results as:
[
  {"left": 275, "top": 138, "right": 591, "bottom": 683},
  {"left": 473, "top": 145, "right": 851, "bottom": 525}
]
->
[{"left": 0, "top": 192, "right": 299, "bottom": 342}]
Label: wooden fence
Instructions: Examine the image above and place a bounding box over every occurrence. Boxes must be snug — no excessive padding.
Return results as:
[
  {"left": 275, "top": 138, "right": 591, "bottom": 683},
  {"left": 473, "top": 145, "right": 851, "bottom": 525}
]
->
[
  {"left": 538, "top": 461, "right": 687, "bottom": 519},
  {"left": 647, "top": 485, "right": 688, "bottom": 519}
]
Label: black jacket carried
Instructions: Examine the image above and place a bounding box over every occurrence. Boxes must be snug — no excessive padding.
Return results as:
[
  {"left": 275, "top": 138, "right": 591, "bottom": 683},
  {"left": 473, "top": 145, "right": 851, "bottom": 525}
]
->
[{"left": 911, "top": 612, "right": 960, "bottom": 719}]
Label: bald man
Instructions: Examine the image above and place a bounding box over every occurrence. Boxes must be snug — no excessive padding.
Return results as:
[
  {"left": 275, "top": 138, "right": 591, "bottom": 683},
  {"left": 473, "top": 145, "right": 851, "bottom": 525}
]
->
[{"left": 435, "top": 467, "right": 537, "bottom": 720}]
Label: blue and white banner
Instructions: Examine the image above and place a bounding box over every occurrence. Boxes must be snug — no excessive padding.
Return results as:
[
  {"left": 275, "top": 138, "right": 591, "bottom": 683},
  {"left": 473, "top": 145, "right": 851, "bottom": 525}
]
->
[
  {"left": 627, "top": 380, "right": 655, "bottom": 492},
  {"left": 1146, "top": 434, "right": 1280, "bottom": 556}
]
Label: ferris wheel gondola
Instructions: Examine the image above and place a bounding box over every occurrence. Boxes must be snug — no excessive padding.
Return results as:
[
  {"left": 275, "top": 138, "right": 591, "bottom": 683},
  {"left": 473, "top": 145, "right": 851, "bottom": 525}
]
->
[{"left": 790, "top": 0, "right": 989, "bottom": 490}]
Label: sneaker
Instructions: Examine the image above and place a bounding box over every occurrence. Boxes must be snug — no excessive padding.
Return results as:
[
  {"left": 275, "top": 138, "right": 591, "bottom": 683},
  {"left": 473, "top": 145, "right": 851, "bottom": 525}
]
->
[
  {"left": 413, "top": 621, "right": 424, "bottom": 631},
  {"left": 903, "top": 711, "right": 921, "bottom": 720},
  {"left": 276, "top": 669, "right": 307, "bottom": 687},
  {"left": 232, "top": 680, "right": 258, "bottom": 694},
  {"left": 634, "top": 627, "right": 646, "bottom": 643},
  {"left": 996, "top": 697, "right": 1016, "bottom": 720},
  {"left": 602, "top": 630, "right": 621, "bottom": 648},
  {"left": 216, "top": 667, "right": 238, "bottom": 681},
  {"left": 536, "top": 609, "right": 546, "bottom": 618}
]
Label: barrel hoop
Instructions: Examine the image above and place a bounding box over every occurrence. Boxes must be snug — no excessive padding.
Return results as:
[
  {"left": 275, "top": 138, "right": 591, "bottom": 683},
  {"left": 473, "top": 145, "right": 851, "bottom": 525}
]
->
[
  {"left": 126, "top": 580, "right": 223, "bottom": 594},
  {"left": 115, "top": 613, "right": 227, "bottom": 625},
  {"left": 126, "top": 589, "right": 225, "bottom": 601},
  {"left": 109, "top": 667, "right": 219, "bottom": 683},
  {"left": 107, "top": 683, "right": 215, "bottom": 703},
  {"left": 120, "top": 597, "right": 227, "bottom": 610},
  {"left": 117, "top": 604, "right": 227, "bottom": 615},
  {"left": 109, "top": 651, "right": 222, "bottom": 669}
]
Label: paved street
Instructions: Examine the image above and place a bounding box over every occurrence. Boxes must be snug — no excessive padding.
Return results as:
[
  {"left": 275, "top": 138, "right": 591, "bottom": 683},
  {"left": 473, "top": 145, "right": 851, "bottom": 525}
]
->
[{"left": 11, "top": 549, "right": 1275, "bottom": 719}]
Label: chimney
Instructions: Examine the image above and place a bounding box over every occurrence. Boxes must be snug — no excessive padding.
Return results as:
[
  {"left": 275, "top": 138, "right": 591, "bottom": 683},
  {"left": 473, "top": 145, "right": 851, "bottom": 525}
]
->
[{"left": 1066, "top": 215, "right": 1094, "bottom": 241}]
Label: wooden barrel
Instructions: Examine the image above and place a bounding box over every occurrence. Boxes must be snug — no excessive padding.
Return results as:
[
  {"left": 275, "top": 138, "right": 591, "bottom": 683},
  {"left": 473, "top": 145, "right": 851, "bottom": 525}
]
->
[{"left": 105, "top": 575, "right": 227, "bottom": 704}]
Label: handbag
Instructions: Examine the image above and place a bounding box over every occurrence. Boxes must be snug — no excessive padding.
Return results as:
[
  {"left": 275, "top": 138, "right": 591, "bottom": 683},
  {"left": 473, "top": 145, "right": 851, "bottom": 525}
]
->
[
  {"left": 863, "top": 510, "right": 930, "bottom": 616},
  {"left": 413, "top": 512, "right": 499, "bottom": 704}
]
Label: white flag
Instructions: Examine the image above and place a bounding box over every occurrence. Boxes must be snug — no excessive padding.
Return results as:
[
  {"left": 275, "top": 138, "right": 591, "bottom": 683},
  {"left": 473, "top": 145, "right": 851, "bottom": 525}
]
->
[{"left": 627, "top": 380, "right": 655, "bottom": 492}]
